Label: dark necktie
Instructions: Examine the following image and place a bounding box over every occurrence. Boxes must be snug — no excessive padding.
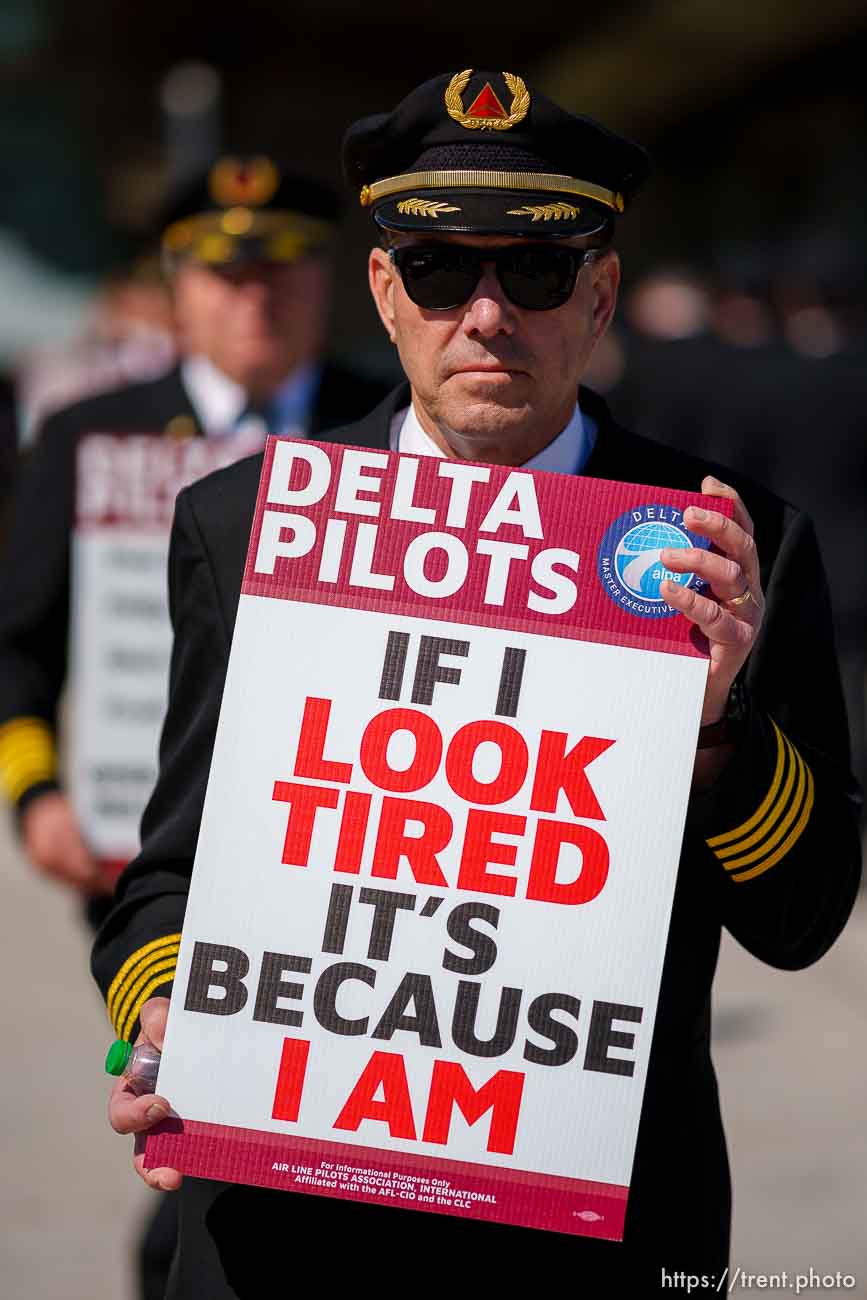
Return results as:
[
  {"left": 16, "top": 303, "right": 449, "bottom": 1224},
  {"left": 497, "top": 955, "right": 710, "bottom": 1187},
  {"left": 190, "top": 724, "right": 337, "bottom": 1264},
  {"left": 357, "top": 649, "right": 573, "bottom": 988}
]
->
[{"left": 234, "top": 397, "right": 278, "bottom": 432}]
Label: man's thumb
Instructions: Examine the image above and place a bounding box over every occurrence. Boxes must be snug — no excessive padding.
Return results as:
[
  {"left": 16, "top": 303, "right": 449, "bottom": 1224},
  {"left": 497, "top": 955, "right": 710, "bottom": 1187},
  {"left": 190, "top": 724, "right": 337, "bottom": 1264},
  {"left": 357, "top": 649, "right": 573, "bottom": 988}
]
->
[{"left": 139, "top": 997, "right": 170, "bottom": 1050}]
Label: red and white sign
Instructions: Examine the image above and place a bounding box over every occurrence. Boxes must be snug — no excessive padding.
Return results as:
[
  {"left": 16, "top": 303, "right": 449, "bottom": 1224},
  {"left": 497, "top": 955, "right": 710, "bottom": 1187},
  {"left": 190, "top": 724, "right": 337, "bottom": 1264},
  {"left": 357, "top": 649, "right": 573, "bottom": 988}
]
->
[
  {"left": 147, "top": 436, "right": 728, "bottom": 1240},
  {"left": 70, "top": 432, "right": 264, "bottom": 867}
]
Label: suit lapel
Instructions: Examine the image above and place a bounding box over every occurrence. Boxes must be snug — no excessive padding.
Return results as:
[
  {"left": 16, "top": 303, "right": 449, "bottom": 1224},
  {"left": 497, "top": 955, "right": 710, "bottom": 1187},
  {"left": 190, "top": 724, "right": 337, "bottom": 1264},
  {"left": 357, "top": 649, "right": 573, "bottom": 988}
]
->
[
  {"left": 573, "top": 387, "right": 633, "bottom": 482},
  {"left": 323, "top": 383, "right": 410, "bottom": 450}
]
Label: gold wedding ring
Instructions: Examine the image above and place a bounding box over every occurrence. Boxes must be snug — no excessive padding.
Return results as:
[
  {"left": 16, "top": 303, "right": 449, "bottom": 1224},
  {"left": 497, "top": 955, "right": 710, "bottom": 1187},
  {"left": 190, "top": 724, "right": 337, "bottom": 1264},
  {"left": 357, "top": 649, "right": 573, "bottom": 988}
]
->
[{"left": 726, "top": 584, "right": 753, "bottom": 608}]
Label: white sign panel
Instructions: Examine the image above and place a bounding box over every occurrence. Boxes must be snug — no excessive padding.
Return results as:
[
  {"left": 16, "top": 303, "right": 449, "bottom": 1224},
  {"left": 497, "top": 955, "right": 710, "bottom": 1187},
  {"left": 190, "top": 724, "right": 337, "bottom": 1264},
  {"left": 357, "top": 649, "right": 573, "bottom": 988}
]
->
[{"left": 71, "top": 432, "right": 263, "bottom": 864}]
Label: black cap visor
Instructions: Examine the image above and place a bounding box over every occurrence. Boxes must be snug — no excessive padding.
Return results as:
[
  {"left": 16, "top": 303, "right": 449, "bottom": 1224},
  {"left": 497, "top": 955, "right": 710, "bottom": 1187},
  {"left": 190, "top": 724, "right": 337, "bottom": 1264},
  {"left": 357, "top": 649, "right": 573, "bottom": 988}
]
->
[{"left": 373, "top": 188, "right": 612, "bottom": 239}]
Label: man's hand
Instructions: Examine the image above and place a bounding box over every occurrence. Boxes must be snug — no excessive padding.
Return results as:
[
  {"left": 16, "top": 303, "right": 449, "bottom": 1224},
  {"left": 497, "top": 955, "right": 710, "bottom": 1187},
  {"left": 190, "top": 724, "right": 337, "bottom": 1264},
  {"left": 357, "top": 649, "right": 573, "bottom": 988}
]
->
[
  {"left": 108, "top": 996, "right": 183, "bottom": 1192},
  {"left": 20, "top": 790, "right": 106, "bottom": 892},
  {"left": 661, "top": 476, "right": 765, "bottom": 725}
]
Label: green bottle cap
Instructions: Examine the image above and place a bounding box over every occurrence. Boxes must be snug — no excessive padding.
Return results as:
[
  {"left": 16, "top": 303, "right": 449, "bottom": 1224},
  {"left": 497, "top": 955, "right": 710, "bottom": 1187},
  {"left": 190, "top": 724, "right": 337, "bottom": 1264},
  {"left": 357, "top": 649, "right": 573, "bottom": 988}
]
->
[{"left": 105, "top": 1040, "right": 133, "bottom": 1076}]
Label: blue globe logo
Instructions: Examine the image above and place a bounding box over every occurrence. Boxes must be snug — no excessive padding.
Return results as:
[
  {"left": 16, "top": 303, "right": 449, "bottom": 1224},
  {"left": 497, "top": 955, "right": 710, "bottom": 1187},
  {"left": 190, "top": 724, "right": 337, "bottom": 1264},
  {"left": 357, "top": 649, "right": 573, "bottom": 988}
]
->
[{"left": 613, "top": 520, "right": 693, "bottom": 601}]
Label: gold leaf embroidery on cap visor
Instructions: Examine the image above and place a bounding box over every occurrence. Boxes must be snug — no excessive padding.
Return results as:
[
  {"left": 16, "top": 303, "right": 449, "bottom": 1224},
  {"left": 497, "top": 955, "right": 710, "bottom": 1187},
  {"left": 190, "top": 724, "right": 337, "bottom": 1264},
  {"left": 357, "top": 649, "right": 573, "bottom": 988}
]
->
[
  {"left": 396, "top": 198, "right": 462, "bottom": 218},
  {"left": 507, "top": 201, "right": 581, "bottom": 222}
]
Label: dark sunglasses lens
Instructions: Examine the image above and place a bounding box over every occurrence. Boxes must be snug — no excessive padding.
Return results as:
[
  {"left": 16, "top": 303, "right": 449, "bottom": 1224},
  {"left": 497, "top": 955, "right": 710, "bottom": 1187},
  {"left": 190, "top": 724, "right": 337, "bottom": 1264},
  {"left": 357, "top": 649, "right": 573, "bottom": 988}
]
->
[
  {"left": 397, "top": 248, "right": 479, "bottom": 310},
  {"left": 500, "top": 246, "right": 580, "bottom": 310}
]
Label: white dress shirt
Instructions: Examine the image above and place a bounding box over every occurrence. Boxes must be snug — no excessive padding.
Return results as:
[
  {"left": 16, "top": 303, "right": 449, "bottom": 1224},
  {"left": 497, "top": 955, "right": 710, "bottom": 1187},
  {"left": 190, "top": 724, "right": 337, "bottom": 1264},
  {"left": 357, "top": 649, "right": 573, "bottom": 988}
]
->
[{"left": 180, "top": 355, "right": 321, "bottom": 437}]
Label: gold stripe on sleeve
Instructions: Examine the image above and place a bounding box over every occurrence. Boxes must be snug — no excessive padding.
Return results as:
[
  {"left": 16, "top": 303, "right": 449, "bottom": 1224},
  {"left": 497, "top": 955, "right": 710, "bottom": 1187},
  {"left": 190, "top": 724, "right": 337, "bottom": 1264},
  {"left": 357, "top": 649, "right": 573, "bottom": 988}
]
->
[
  {"left": 0, "top": 717, "right": 57, "bottom": 803},
  {"left": 716, "top": 733, "right": 797, "bottom": 863},
  {"left": 107, "top": 935, "right": 182, "bottom": 1026},
  {"left": 112, "top": 954, "right": 179, "bottom": 1040},
  {"left": 705, "top": 722, "right": 814, "bottom": 883},
  {"left": 118, "top": 969, "right": 181, "bottom": 1044},
  {"left": 721, "top": 748, "right": 808, "bottom": 871},
  {"left": 730, "top": 767, "right": 815, "bottom": 883},
  {"left": 706, "top": 720, "right": 786, "bottom": 849}
]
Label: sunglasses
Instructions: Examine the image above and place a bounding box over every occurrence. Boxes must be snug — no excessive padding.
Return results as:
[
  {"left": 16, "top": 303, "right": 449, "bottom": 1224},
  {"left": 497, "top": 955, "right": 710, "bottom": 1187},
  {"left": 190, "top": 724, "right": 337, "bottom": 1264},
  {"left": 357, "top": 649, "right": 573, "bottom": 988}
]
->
[{"left": 389, "top": 241, "right": 600, "bottom": 312}]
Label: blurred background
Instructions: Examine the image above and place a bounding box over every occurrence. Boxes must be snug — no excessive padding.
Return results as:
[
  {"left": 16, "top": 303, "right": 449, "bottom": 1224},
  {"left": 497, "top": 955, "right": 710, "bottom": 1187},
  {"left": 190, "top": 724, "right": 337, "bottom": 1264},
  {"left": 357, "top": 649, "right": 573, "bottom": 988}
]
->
[{"left": 1, "top": 2, "right": 865, "bottom": 1296}]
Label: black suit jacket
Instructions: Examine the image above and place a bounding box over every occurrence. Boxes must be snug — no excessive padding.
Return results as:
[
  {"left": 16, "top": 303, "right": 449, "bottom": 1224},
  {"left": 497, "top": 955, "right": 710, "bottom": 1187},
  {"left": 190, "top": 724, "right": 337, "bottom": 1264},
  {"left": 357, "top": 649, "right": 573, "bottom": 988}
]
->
[
  {"left": 90, "top": 384, "right": 860, "bottom": 1292},
  {"left": 0, "top": 362, "right": 389, "bottom": 811}
]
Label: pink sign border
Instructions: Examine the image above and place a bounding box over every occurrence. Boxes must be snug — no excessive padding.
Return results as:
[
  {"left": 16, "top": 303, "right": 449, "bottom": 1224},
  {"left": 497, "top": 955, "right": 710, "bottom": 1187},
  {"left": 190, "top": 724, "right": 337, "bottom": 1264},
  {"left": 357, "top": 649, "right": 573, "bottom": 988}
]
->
[
  {"left": 146, "top": 1118, "right": 629, "bottom": 1240},
  {"left": 241, "top": 436, "right": 733, "bottom": 659}
]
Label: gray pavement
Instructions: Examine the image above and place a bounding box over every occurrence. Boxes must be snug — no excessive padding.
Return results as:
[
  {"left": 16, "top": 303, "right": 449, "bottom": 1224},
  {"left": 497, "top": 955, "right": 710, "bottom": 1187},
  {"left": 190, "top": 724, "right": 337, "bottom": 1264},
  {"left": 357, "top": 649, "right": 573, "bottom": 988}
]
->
[
  {"left": 712, "top": 887, "right": 867, "bottom": 1294},
  {"left": 0, "top": 811, "right": 148, "bottom": 1300},
  {"left": 1, "top": 806, "right": 864, "bottom": 1299}
]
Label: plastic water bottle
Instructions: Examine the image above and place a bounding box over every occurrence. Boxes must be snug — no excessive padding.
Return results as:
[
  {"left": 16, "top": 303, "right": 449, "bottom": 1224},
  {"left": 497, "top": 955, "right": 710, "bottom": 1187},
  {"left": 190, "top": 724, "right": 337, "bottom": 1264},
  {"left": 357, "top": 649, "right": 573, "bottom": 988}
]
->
[{"left": 105, "top": 1040, "right": 162, "bottom": 1096}]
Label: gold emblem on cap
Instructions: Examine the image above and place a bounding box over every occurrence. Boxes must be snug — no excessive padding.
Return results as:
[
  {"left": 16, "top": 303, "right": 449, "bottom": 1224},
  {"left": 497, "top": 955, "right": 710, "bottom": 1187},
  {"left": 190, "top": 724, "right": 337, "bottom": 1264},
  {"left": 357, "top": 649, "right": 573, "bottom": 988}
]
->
[
  {"left": 209, "top": 157, "right": 280, "bottom": 208},
  {"left": 445, "top": 70, "right": 529, "bottom": 132},
  {"left": 396, "top": 198, "right": 462, "bottom": 218},
  {"left": 507, "top": 201, "right": 581, "bottom": 222}
]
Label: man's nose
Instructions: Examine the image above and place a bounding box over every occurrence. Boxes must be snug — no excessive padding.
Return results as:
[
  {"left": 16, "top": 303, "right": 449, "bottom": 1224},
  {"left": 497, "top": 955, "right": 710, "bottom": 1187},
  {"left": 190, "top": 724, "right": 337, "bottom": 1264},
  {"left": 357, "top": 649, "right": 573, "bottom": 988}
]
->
[
  {"left": 461, "top": 263, "right": 516, "bottom": 337},
  {"left": 233, "top": 274, "right": 271, "bottom": 303}
]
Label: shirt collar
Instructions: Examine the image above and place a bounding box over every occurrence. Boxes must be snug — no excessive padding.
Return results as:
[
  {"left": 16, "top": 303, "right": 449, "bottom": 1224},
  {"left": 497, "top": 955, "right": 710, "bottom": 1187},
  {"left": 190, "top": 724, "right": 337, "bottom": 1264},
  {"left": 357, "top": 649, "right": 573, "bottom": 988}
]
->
[
  {"left": 180, "top": 355, "right": 322, "bottom": 437},
  {"left": 391, "top": 398, "right": 596, "bottom": 475},
  {"left": 181, "top": 355, "right": 245, "bottom": 434}
]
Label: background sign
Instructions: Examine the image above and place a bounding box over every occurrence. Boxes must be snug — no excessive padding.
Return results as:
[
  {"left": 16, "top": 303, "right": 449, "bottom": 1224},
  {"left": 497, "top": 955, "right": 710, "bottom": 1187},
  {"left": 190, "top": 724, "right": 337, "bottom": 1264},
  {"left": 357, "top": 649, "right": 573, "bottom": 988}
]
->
[
  {"left": 70, "top": 431, "right": 263, "bottom": 866},
  {"left": 147, "top": 436, "right": 728, "bottom": 1240}
]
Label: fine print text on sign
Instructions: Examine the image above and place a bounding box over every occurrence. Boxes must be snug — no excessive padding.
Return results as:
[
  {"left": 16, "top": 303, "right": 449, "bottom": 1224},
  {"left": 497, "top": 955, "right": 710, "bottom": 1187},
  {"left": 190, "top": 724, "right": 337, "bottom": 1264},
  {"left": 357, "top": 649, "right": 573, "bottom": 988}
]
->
[
  {"left": 71, "top": 431, "right": 264, "bottom": 869},
  {"left": 147, "top": 437, "right": 730, "bottom": 1240}
]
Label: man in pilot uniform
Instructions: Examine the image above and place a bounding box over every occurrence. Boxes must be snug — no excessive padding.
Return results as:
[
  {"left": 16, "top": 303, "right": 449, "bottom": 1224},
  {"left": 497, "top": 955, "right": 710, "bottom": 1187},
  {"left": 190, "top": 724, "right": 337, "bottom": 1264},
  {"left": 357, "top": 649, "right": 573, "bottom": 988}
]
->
[
  {"left": 93, "top": 73, "right": 861, "bottom": 1296},
  {"left": 0, "top": 157, "right": 387, "bottom": 901}
]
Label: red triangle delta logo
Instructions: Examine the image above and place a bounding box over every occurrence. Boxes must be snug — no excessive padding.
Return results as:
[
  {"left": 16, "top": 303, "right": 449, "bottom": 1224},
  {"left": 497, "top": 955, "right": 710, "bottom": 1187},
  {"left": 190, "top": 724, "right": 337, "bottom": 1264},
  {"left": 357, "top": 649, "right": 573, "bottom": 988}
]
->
[{"left": 466, "top": 82, "right": 508, "bottom": 120}]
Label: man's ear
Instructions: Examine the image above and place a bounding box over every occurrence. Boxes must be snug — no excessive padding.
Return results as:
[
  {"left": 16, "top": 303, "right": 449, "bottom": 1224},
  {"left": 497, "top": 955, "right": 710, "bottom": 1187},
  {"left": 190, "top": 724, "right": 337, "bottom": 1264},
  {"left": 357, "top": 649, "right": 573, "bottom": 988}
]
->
[
  {"left": 591, "top": 250, "right": 621, "bottom": 344},
  {"left": 368, "top": 246, "right": 397, "bottom": 344}
]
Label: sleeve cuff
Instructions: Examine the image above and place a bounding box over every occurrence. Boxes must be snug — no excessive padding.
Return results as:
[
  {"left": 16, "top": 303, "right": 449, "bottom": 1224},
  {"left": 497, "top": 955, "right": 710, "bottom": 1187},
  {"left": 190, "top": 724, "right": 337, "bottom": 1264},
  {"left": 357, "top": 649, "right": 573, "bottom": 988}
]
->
[
  {"left": 15, "top": 778, "right": 62, "bottom": 821},
  {"left": 0, "top": 717, "right": 58, "bottom": 807},
  {"left": 688, "top": 696, "right": 815, "bottom": 885},
  {"left": 105, "top": 933, "right": 182, "bottom": 1042}
]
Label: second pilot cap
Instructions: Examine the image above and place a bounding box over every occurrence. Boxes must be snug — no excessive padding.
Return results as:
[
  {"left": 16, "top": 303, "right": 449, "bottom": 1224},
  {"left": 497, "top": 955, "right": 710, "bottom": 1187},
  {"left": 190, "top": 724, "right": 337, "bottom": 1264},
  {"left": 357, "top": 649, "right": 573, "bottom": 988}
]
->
[{"left": 160, "top": 157, "right": 339, "bottom": 267}]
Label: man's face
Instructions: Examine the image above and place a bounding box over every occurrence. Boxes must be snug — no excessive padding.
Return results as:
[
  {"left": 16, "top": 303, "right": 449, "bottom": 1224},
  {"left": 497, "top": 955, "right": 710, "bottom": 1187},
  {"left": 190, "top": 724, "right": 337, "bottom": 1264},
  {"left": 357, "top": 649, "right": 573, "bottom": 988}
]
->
[
  {"left": 368, "top": 231, "right": 620, "bottom": 465},
  {"left": 172, "top": 255, "right": 332, "bottom": 396}
]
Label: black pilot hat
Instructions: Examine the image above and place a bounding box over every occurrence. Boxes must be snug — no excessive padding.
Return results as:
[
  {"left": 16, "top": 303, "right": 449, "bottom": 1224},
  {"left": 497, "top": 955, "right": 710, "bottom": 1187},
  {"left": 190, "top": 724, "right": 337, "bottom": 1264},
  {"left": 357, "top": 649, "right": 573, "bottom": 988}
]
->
[
  {"left": 342, "top": 69, "right": 651, "bottom": 240},
  {"left": 160, "top": 157, "right": 339, "bottom": 268}
]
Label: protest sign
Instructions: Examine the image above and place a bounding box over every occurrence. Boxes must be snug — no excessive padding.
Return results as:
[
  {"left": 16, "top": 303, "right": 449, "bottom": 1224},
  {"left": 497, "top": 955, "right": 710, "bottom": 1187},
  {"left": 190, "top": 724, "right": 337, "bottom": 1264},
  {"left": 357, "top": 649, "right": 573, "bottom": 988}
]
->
[
  {"left": 146, "top": 435, "right": 729, "bottom": 1239},
  {"left": 70, "top": 431, "right": 263, "bottom": 868}
]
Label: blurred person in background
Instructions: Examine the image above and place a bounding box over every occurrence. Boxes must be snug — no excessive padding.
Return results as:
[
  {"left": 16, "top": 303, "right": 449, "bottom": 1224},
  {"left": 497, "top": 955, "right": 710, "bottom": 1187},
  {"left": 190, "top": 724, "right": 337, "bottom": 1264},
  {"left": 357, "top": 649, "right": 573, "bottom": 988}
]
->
[
  {"left": 16, "top": 256, "right": 178, "bottom": 446},
  {"left": 0, "top": 153, "right": 389, "bottom": 1300},
  {"left": 611, "top": 241, "right": 867, "bottom": 811},
  {"left": 612, "top": 254, "right": 772, "bottom": 465},
  {"left": 737, "top": 236, "right": 867, "bottom": 811}
]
